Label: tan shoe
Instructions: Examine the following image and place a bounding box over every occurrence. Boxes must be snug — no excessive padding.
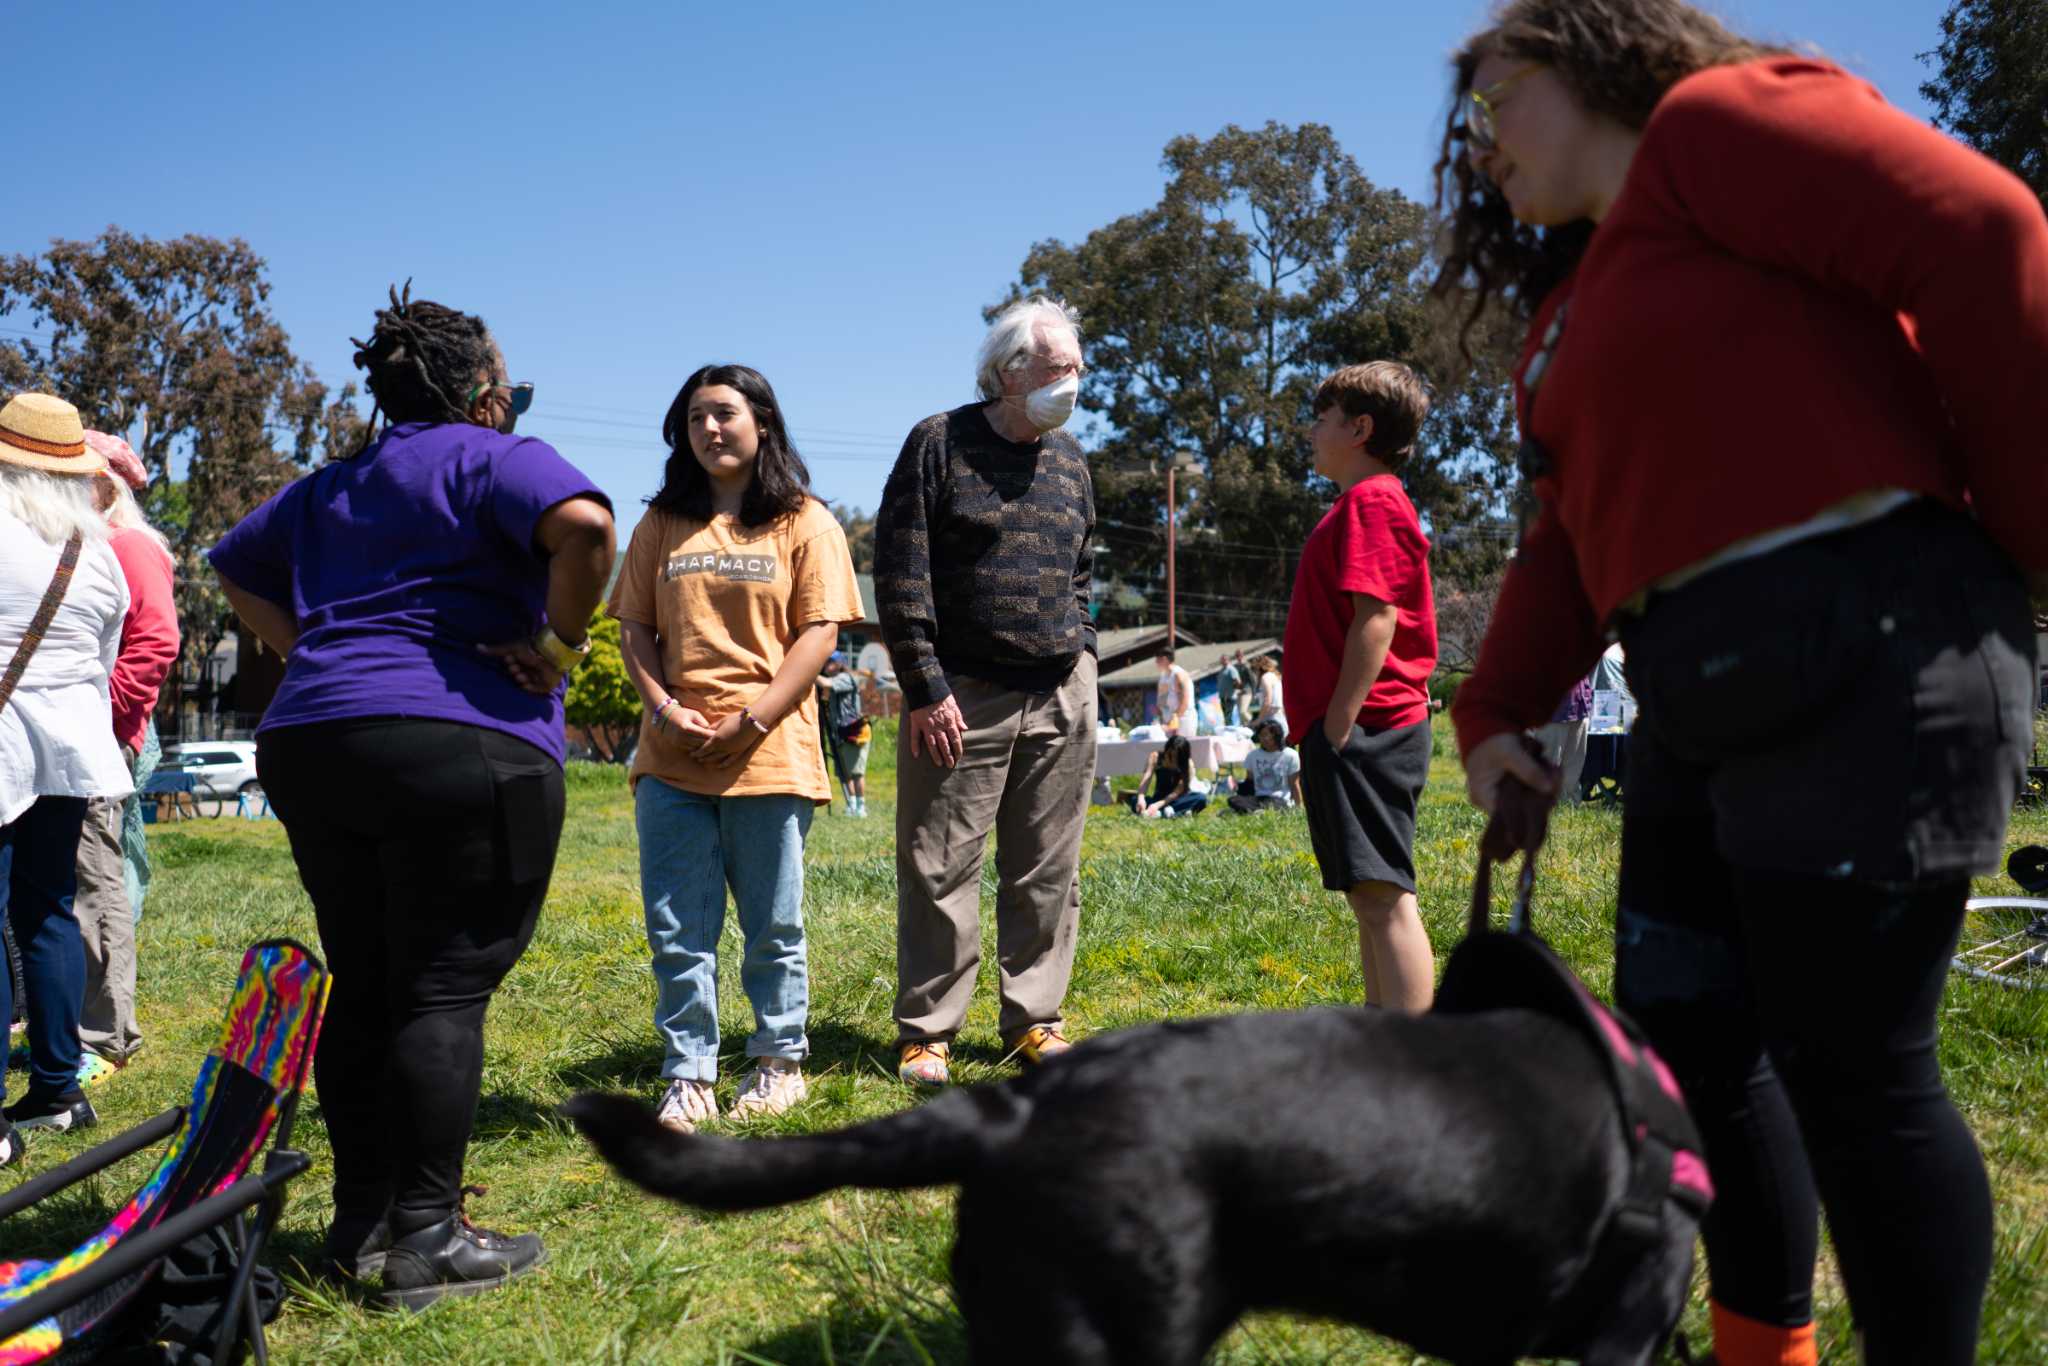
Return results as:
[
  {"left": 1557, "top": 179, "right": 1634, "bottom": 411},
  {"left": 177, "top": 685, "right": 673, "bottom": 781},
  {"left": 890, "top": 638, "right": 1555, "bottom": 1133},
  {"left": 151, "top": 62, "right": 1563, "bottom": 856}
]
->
[
  {"left": 1004, "top": 1024, "right": 1073, "bottom": 1067},
  {"left": 654, "top": 1078, "right": 719, "bottom": 1134},
  {"left": 727, "top": 1057, "right": 808, "bottom": 1120},
  {"left": 897, "top": 1040, "right": 951, "bottom": 1088}
]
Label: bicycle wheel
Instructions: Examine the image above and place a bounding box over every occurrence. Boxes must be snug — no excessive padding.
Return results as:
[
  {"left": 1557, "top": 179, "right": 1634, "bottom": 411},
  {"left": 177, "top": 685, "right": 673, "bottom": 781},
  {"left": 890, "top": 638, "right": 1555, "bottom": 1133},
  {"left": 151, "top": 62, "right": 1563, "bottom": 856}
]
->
[
  {"left": 1954, "top": 897, "right": 2048, "bottom": 991},
  {"left": 189, "top": 781, "right": 226, "bottom": 820}
]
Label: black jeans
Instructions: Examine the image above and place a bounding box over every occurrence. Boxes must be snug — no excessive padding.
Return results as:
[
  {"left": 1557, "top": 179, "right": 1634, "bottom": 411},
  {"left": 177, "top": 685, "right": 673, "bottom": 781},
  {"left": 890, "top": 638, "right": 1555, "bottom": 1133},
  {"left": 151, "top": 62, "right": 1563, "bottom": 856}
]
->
[
  {"left": 258, "top": 720, "right": 564, "bottom": 1231},
  {"left": 1612, "top": 502, "right": 2028, "bottom": 1365}
]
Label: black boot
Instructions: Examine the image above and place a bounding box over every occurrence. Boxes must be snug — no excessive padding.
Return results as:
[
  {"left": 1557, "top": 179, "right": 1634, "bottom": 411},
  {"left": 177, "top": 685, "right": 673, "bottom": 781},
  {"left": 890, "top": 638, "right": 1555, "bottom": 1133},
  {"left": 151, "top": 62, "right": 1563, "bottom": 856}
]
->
[
  {"left": 320, "top": 1181, "right": 393, "bottom": 1284},
  {"left": 378, "top": 1195, "right": 545, "bottom": 1311},
  {"left": 321, "top": 1212, "right": 391, "bottom": 1284}
]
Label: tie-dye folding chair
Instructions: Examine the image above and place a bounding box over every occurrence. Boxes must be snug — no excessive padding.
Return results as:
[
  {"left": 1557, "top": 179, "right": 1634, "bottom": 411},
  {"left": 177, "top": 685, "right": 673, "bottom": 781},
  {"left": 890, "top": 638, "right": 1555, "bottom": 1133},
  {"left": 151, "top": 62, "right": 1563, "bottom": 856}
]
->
[{"left": 0, "top": 938, "right": 329, "bottom": 1364}]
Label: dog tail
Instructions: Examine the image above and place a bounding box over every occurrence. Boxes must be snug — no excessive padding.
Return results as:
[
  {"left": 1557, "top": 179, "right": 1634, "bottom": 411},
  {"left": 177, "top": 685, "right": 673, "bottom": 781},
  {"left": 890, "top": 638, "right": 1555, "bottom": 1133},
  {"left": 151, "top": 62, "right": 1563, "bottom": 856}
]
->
[{"left": 563, "top": 1085, "right": 1030, "bottom": 1212}]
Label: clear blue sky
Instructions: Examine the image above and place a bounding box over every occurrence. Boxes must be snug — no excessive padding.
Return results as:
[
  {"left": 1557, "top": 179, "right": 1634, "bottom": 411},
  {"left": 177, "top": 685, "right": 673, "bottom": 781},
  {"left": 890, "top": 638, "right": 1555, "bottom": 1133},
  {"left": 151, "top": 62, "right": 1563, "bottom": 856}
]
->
[{"left": 11, "top": 0, "right": 1951, "bottom": 546}]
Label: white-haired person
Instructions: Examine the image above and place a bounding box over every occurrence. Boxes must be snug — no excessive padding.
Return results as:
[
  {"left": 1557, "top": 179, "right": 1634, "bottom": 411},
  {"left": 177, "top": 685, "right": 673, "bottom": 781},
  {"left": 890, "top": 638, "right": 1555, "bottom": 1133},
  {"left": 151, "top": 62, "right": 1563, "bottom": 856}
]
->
[
  {"left": 875, "top": 295, "right": 1098, "bottom": 1087},
  {"left": 0, "top": 394, "right": 135, "bottom": 1164},
  {"left": 69, "top": 430, "right": 178, "bottom": 1076}
]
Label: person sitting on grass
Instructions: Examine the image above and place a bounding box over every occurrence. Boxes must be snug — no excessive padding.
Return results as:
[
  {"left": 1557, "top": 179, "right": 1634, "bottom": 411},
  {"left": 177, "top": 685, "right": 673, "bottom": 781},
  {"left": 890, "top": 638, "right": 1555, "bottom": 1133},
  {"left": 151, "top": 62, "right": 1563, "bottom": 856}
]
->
[
  {"left": 1285, "top": 361, "right": 1439, "bottom": 1013},
  {"left": 1228, "top": 720, "right": 1302, "bottom": 814},
  {"left": 1123, "top": 735, "right": 1207, "bottom": 819},
  {"left": 609, "top": 363, "right": 864, "bottom": 1137}
]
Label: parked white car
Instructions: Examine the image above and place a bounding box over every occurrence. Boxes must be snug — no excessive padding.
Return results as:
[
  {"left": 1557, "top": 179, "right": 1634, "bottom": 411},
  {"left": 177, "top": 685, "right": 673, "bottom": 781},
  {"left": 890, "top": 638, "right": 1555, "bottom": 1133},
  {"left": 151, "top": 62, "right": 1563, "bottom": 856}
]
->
[{"left": 159, "top": 741, "right": 261, "bottom": 796}]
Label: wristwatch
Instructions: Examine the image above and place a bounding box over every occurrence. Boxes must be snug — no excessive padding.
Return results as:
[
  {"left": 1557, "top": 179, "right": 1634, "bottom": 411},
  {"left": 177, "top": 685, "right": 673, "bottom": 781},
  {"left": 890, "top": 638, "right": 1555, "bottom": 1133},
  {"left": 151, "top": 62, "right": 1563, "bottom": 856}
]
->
[{"left": 533, "top": 624, "right": 591, "bottom": 671}]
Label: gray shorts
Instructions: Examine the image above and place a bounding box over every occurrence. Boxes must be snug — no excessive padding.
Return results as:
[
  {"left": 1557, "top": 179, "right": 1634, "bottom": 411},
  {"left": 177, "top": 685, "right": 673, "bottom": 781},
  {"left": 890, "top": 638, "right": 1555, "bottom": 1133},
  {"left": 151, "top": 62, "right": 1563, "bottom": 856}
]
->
[{"left": 833, "top": 737, "right": 869, "bottom": 778}]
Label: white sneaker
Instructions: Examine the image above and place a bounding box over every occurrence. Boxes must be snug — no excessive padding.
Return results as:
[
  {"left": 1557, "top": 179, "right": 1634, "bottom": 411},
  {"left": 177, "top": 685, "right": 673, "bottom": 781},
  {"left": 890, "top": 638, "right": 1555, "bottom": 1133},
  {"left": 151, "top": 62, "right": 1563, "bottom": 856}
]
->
[
  {"left": 655, "top": 1078, "right": 719, "bottom": 1134},
  {"left": 727, "top": 1057, "right": 807, "bottom": 1120}
]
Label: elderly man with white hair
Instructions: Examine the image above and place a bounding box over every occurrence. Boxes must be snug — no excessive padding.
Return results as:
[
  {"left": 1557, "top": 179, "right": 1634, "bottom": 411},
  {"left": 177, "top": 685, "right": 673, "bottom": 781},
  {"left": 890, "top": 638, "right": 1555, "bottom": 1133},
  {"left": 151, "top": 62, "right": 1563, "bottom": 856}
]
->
[{"left": 875, "top": 296, "right": 1097, "bottom": 1088}]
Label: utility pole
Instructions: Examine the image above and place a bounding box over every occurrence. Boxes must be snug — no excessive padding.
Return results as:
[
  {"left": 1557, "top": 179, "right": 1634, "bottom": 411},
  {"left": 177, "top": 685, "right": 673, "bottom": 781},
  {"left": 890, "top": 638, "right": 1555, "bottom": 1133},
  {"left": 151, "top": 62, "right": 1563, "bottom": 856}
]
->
[
  {"left": 1164, "top": 452, "right": 1199, "bottom": 649},
  {"left": 1166, "top": 460, "right": 1178, "bottom": 649}
]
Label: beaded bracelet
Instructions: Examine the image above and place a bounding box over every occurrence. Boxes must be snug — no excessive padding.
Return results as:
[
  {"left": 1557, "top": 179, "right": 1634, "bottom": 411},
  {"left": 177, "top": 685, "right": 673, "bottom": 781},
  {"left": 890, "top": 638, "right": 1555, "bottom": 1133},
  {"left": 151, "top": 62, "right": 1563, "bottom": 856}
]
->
[{"left": 740, "top": 707, "right": 771, "bottom": 736}]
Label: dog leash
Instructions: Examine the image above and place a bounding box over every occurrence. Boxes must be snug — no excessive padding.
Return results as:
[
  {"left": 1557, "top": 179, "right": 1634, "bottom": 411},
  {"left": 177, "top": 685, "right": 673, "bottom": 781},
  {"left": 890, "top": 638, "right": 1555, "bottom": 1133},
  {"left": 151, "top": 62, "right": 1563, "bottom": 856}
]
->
[{"left": 1466, "top": 737, "right": 1555, "bottom": 940}]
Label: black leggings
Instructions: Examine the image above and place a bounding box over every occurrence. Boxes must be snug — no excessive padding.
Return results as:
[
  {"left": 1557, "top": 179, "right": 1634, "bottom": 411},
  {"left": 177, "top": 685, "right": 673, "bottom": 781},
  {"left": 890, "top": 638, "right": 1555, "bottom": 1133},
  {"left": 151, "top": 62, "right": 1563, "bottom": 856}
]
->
[
  {"left": 1616, "top": 869, "right": 1990, "bottom": 1363},
  {"left": 258, "top": 719, "right": 564, "bottom": 1231},
  {"left": 1611, "top": 500, "right": 2021, "bottom": 1365}
]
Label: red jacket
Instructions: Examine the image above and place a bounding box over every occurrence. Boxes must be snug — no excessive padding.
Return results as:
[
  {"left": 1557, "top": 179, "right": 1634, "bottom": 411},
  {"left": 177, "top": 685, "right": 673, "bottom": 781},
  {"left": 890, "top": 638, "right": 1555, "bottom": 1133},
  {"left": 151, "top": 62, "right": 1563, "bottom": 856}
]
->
[
  {"left": 1454, "top": 58, "right": 2048, "bottom": 756},
  {"left": 109, "top": 529, "right": 178, "bottom": 752}
]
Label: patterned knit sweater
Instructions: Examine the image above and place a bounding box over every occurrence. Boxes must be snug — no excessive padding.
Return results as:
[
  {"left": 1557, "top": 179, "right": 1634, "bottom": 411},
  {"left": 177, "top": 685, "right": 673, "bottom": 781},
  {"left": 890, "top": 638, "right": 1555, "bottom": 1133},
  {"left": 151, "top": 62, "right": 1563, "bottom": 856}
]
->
[{"left": 874, "top": 403, "right": 1096, "bottom": 709}]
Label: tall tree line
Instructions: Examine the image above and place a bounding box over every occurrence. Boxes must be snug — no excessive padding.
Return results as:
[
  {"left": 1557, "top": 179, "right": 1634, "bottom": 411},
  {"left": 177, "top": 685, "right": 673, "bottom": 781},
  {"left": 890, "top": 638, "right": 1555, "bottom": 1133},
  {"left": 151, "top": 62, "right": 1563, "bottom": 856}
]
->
[{"left": 0, "top": 229, "right": 365, "bottom": 721}]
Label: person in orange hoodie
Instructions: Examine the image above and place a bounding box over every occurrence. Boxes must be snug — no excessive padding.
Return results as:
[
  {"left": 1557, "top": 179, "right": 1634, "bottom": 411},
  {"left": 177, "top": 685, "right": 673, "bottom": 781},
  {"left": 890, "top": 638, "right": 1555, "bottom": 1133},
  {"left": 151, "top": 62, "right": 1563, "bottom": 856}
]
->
[{"left": 1434, "top": 2, "right": 2048, "bottom": 1363}]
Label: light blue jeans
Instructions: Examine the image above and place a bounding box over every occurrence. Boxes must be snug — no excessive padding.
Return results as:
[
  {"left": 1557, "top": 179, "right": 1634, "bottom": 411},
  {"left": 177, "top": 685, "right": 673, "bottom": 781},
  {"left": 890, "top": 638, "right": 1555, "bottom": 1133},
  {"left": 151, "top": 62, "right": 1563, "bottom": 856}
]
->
[{"left": 635, "top": 778, "right": 812, "bottom": 1082}]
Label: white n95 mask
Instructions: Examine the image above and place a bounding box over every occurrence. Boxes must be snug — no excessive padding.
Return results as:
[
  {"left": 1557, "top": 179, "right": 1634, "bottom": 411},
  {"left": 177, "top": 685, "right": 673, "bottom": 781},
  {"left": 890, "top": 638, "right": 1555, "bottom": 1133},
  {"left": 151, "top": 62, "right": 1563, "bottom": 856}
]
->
[{"left": 1024, "top": 374, "right": 1080, "bottom": 430}]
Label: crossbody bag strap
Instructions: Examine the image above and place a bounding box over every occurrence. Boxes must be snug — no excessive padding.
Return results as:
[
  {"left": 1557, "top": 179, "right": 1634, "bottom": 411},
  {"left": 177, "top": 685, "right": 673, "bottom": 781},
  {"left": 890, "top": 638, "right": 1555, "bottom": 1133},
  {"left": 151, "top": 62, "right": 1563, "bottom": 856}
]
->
[{"left": 0, "top": 531, "right": 85, "bottom": 716}]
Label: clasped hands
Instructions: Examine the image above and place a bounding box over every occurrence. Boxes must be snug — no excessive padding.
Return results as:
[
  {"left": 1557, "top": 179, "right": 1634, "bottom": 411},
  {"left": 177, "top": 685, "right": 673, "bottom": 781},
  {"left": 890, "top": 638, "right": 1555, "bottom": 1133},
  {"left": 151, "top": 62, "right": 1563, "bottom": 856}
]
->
[{"left": 651, "top": 692, "right": 766, "bottom": 769}]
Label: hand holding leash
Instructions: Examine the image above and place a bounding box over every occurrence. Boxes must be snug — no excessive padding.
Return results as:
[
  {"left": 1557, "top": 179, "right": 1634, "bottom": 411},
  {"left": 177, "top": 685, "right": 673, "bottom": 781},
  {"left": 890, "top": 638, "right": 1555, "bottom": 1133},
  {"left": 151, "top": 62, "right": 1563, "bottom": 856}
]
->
[{"left": 1469, "top": 735, "right": 1559, "bottom": 939}]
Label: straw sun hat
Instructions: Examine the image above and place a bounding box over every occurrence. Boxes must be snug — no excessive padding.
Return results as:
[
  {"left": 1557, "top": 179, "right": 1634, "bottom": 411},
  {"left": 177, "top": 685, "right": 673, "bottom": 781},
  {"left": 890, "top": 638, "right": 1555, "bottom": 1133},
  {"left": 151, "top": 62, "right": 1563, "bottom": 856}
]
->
[{"left": 0, "top": 393, "right": 110, "bottom": 477}]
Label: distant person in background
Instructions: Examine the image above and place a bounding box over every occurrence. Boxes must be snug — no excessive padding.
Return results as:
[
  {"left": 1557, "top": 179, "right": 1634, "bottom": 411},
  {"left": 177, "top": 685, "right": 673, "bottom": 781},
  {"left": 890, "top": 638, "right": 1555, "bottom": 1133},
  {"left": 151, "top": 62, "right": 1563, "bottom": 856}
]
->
[
  {"left": 1216, "top": 650, "right": 1246, "bottom": 727},
  {"left": 212, "top": 286, "right": 615, "bottom": 1306},
  {"left": 1155, "top": 648, "right": 1195, "bottom": 735},
  {"left": 1285, "top": 362, "right": 1438, "bottom": 1013},
  {"left": 1229, "top": 720, "right": 1302, "bottom": 814},
  {"left": 72, "top": 430, "right": 178, "bottom": 1076},
  {"left": 610, "top": 364, "right": 862, "bottom": 1135},
  {"left": 1123, "top": 735, "right": 1206, "bottom": 818},
  {"left": 875, "top": 295, "right": 1097, "bottom": 1089},
  {"left": 1252, "top": 653, "right": 1286, "bottom": 736},
  {"left": 818, "top": 652, "right": 871, "bottom": 817},
  {"left": 0, "top": 394, "right": 134, "bottom": 1163},
  {"left": 1532, "top": 673, "right": 1593, "bottom": 805}
]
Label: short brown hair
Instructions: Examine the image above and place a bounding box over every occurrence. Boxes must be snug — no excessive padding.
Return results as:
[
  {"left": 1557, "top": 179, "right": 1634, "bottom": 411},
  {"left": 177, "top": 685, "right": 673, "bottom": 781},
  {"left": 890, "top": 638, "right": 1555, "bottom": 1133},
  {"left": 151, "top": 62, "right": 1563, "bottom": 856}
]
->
[{"left": 1313, "top": 361, "right": 1431, "bottom": 468}]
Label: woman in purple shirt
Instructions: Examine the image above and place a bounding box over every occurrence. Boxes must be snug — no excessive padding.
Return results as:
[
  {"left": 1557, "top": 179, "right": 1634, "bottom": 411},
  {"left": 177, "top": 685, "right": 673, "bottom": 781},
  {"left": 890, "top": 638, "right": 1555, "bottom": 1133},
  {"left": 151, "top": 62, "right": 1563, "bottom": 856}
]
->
[{"left": 210, "top": 287, "right": 614, "bottom": 1309}]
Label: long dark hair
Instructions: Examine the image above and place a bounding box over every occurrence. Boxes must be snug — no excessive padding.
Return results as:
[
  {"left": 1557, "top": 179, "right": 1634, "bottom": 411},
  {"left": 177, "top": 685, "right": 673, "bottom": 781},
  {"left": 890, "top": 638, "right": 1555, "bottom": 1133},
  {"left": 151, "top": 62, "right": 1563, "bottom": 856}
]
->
[
  {"left": 1160, "top": 736, "right": 1193, "bottom": 776},
  {"left": 649, "top": 364, "right": 813, "bottom": 528},
  {"left": 1429, "top": 0, "right": 1789, "bottom": 353},
  {"left": 350, "top": 282, "right": 496, "bottom": 430}
]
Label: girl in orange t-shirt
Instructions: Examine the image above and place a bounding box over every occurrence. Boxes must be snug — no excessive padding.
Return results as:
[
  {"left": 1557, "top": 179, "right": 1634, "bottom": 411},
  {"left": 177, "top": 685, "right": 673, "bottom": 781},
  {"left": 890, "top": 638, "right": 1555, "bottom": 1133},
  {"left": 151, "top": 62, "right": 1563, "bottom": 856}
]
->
[{"left": 608, "top": 365, "right": 863, "bottom": 1135}]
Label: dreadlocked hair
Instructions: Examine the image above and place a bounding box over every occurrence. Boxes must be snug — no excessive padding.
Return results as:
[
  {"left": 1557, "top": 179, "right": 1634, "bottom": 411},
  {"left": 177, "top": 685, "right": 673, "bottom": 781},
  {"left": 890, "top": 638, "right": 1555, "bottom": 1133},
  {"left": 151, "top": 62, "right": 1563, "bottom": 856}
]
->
[
  {"left": 348, "top": 281, "right": 498, "bottom": 435},
  {"left": 1429, "top": 0, "right": 1791, "bottom": 356}
]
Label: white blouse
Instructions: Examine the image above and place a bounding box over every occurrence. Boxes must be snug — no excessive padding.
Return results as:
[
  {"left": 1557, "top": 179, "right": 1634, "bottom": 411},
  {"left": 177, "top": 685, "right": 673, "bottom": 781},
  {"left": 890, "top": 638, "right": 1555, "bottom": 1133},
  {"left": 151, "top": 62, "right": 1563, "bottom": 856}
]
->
[{"left": 1, "top": 509, "right": 133, "bottom": 825}]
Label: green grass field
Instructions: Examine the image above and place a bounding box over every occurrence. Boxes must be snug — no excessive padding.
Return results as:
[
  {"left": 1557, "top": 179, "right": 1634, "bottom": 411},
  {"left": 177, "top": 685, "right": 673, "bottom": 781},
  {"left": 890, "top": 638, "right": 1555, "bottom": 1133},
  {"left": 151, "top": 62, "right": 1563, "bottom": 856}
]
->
[{"left": 6, "top": 721, "right": 2043, "bottom": 1363}]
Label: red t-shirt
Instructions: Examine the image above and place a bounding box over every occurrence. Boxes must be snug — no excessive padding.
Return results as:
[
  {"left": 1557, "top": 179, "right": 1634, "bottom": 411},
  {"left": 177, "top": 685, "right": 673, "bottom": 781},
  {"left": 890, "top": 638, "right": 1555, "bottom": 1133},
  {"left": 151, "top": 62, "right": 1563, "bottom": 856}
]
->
[{"left": 1282, "top": 475, "right": 1437, "bottom": 740}]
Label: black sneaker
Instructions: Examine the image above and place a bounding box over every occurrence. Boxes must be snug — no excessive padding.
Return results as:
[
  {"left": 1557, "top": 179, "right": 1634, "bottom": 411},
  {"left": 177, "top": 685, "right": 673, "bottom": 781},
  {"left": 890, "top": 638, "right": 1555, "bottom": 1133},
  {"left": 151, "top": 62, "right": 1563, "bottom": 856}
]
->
[
  {"left": 378, "top": 1208, "right": 546, "bottom": 1311},
  {"left": 3, "top": 1089, "right": 97, "bottom": 1133},
  {"left": 0, "top": 1117, "right": 21, "bottom": 1168}
]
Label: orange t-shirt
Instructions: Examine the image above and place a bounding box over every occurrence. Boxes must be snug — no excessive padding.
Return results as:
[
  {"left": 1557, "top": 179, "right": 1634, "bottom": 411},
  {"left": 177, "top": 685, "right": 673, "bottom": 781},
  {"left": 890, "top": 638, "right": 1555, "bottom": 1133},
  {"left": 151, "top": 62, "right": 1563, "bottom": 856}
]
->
[{"left": 608, "top": 499, "right": 863, "bottom": 801}]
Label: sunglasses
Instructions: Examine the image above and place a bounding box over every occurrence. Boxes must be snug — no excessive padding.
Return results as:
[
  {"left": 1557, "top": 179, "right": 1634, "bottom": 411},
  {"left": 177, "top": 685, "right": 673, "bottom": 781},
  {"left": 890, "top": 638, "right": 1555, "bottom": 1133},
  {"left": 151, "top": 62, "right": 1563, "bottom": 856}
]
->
[
  {"left": 1464, "top": 64, "right": 1540, "bottom": 152},
  {"left": 467, "top": 381, "right": 535, "bottom": 415}
]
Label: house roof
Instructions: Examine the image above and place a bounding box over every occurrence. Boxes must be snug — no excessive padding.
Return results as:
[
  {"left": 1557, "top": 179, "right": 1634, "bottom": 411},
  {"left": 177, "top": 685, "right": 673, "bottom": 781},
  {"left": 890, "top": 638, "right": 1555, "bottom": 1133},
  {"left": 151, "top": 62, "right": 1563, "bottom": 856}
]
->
[{"left": 1099, "top": 636, "right": 1282, "bottom": 690}]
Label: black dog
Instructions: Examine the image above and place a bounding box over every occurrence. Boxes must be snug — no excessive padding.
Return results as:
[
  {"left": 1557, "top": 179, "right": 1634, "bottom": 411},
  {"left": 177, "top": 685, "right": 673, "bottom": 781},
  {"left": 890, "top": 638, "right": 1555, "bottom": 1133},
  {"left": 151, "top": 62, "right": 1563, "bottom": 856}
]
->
[{"left": 566, "top": 989, "right": 1707, "bottom": 1366}]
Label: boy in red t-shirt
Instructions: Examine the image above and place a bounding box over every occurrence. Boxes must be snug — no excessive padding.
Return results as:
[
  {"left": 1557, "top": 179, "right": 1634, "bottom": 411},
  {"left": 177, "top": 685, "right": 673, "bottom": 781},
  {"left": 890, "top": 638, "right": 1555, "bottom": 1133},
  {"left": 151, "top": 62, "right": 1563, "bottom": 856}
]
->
[{"left": 1283, "top": 362, "right": 1439, "bottom": 1011}]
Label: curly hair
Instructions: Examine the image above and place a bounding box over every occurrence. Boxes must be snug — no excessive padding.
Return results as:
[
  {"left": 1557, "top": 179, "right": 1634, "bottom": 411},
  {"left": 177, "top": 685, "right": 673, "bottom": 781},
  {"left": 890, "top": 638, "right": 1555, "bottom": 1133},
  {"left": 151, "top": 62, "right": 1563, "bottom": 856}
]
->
[
  {"left": 1429, "top": 0, "right": 1790, "bottom": 352},
  {"left": 349, "top": 281, "right": 498, "bottom": 431},
  {"left": 650, "top": 364, "right": 814, "bottom": 529}
]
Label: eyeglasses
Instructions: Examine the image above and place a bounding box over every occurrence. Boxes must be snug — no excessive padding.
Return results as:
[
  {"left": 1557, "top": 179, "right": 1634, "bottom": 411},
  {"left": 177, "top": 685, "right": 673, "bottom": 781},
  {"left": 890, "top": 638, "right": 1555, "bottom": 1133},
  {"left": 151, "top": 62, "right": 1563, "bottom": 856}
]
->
[
  {"left": 1464, "top": 64, "right": 1540, "bottom": 152},
  {"left": 467, "top": 381, "right": 535, "bottom": 415}
]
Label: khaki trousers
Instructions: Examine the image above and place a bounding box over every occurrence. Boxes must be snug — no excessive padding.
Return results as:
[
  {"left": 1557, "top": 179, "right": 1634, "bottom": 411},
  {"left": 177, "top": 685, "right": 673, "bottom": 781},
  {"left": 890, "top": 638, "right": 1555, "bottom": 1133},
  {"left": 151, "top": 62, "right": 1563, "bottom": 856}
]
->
[
  {"left": 76, "top": 795, "right": 142, "bottom": 1061},
  {"left": 894, "top": 653, "right": 1096, "bottom": 1044}
]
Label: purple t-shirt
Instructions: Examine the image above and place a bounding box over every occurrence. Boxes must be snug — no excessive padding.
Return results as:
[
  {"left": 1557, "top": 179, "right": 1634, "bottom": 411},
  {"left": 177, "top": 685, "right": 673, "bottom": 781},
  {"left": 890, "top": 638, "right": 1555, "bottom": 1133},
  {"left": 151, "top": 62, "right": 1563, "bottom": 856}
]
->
[{"left": 208, "top": 421, "right": 608, "bottom": 764}]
